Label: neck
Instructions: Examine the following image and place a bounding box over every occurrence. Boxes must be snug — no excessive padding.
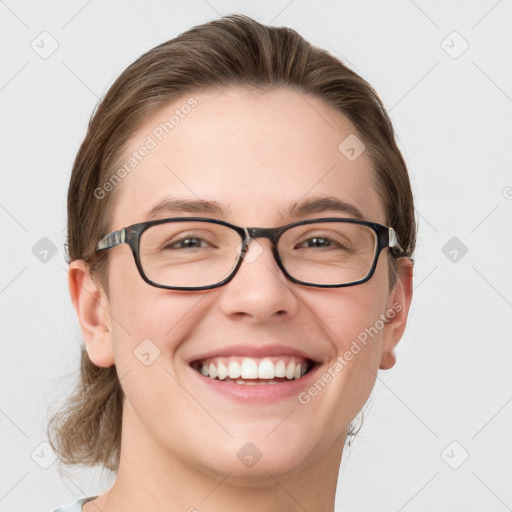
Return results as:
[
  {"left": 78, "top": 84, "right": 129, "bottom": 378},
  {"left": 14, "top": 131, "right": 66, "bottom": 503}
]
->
[{"left": 85, "top": 403, "right": 346, "bottom": 512}]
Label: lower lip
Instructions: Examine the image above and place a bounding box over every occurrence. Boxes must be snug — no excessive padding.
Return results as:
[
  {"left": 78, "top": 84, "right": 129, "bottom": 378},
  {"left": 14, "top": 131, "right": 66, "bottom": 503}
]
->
[{"left": 190, "top": 364, "right": 321, "bottom": 403}]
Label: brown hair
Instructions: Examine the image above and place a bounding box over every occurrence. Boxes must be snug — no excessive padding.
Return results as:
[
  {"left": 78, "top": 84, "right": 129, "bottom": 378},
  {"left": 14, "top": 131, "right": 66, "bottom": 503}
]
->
[{"left": 48, "top": 14, "right": 416, "bottom": 472}]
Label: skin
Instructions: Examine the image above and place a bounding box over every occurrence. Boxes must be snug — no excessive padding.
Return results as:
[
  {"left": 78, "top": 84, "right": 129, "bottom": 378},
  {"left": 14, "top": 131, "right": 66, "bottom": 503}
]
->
[{"left": 70, "top": 87, "right": 413, "bottom": 512}]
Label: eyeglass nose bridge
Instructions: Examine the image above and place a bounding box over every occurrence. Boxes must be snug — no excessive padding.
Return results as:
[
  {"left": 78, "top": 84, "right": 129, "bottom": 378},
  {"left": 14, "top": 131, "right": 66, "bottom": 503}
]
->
[{"left": 239, "top": 226, "right": 282, "bottom": 253}]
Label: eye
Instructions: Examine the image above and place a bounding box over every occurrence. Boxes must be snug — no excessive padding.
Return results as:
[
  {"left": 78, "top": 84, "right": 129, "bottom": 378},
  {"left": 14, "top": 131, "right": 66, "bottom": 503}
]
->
[
  {"left": 299, "top": 237, "right": 336, "bottom": 248},
  {"left": 159, "top": 230, "right": 220, "bottom": 250},
  {"left": 294, "top": 233, "right": 351, "bottom": 251},
  {"left": 164, "top": 237, "right": 209, "bottom": 249}
]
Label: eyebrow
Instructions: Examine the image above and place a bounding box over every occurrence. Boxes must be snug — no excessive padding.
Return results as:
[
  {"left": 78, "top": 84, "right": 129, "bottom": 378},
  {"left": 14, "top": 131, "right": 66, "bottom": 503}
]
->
[
  {"left": 284, "top": 196, "right": 365, "bottom": 220},
  {"left": 146, "top": 198, "right": 224, "bottom": 219},
  {"left": 145, "top": 196, "right": 365, "bottom": 221}
]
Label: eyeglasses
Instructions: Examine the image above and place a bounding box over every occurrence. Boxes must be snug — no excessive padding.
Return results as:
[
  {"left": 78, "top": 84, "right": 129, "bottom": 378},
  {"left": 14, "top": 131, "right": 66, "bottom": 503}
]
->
[{"left": 94, "top": 217, "right": 405, "bottom": 290}]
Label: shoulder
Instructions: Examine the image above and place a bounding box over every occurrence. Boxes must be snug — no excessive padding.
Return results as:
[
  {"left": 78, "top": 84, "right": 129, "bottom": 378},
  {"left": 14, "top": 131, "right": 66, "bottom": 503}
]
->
[{"left": 49, "top": 496, "right": 98, "bottom": 512}]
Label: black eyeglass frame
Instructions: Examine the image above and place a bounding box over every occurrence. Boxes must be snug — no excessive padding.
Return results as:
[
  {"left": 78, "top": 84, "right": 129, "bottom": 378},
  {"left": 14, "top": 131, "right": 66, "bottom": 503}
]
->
[{"left": 94, "top": 217, "right": 406, "bottom": 291}]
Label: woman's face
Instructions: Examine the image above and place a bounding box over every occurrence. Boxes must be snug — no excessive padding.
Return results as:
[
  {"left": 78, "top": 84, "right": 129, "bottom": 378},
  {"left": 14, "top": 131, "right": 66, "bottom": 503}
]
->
[{"left": 81, "top": 87, "right": 411, "bottom": 481}]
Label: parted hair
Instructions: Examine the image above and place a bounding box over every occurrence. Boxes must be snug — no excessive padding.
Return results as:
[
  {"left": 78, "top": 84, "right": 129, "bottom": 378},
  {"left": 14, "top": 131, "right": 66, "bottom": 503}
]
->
[{"left": 47, "top": 14, "right": 416, "bottom": 472}]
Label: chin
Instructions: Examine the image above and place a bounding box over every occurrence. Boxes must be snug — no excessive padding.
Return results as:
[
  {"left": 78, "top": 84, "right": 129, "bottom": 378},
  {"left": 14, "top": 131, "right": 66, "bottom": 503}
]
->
[{"left": 184, "top": 426, "right": 318, "bottom": 483}]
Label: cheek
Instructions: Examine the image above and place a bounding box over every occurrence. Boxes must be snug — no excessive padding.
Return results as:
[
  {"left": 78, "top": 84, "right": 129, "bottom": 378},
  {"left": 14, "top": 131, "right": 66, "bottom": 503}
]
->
[
  {"left": 298, "top": 278, "right": 389, "bottom": 414},
  {"left": 320, "top": 295, "right": 384, "bottom": 392},
  {"left": 107, "top": 286, "right": 211, "bottom": 424},
  {"left": 306, "top": 275, "right": 389, "bottom": 353},
  {"left": 107, "top": 258, "right": 209, "bottom": 373}
]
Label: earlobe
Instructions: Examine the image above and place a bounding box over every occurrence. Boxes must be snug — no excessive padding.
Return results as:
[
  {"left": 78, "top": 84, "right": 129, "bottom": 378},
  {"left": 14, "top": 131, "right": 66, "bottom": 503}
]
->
[
  {"left": 379, "top": 258, "right": 414, "bottom": 370},
  {"left": 68, "top": 260, "right": 115, "bottom": 368},
  {"left": 379, "top": 350, "right": 396, "bottom": 370}
]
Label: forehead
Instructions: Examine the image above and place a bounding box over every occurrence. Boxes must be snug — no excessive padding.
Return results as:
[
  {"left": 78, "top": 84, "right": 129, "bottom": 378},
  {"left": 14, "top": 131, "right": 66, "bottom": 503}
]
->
[{"left": 110, "top": 87, "right": 385, "bottom": 228}]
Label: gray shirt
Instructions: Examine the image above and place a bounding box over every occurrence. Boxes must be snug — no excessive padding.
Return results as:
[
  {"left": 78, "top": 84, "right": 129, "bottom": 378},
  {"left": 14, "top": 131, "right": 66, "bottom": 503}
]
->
[{"left": 50, "top": 496, "right": 98, "bottom": 512}]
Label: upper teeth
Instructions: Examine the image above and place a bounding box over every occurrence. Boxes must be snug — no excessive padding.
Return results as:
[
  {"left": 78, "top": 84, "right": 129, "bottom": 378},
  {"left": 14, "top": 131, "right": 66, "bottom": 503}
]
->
[{"left": 196, "top": 356, "right": 309, "bottom": 380}]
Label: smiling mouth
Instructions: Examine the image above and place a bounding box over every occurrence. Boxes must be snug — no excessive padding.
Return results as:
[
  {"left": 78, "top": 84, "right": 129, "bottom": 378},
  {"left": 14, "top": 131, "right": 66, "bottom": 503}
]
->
[{"left": 190, "top": 355, "right": 316, "bottom": 385}]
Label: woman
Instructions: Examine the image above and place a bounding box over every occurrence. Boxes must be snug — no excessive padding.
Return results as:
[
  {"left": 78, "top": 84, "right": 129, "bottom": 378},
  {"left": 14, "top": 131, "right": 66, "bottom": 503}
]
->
[{"left": 49, "top": 13, "right": 415, "bottom": 512}]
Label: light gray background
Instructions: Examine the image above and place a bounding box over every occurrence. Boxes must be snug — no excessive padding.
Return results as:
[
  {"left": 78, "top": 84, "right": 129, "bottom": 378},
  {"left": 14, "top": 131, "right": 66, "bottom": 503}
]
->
[{"left": 1, "top": 1, "right": 511, "bottom": 511}]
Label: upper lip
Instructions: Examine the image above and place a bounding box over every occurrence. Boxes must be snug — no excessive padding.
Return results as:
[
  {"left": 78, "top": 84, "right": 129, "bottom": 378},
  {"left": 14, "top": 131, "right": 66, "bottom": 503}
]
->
[{"left": 187, "top": 344, "right": 322, "bottom": 365}]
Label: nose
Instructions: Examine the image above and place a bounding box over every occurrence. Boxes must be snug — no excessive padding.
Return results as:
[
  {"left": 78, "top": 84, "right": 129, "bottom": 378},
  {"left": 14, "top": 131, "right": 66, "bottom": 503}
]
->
[{"left": 217, "top": 238, "right": 300, "bottom": 323}]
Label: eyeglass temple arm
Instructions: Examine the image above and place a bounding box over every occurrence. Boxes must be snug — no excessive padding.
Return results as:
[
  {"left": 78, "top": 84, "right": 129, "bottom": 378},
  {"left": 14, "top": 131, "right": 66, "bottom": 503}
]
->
[
  {"left": 96, "top": 228, "right": 127, "bottom": 252},
  {"left": 388, "top": 227, "right": 406, "bottom": 256}
]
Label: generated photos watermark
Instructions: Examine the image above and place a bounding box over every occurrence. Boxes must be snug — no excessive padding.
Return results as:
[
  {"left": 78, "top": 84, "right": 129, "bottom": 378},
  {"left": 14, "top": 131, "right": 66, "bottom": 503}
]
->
[
  {"left": 94, "top": 97, "right": 198, "bottom": 200},
  {"left": 297, "top": 301, "right": 403, "bottom": 405}
]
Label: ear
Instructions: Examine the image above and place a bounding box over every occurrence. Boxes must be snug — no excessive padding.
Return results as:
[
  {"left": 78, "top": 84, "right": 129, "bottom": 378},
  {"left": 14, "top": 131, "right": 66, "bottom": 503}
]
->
[
  {"left": 68, "top": 259, "right": 115, "bottom": 368},
  {"left": 379, "top": 258, "right": 414, "bottom": 370}
]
